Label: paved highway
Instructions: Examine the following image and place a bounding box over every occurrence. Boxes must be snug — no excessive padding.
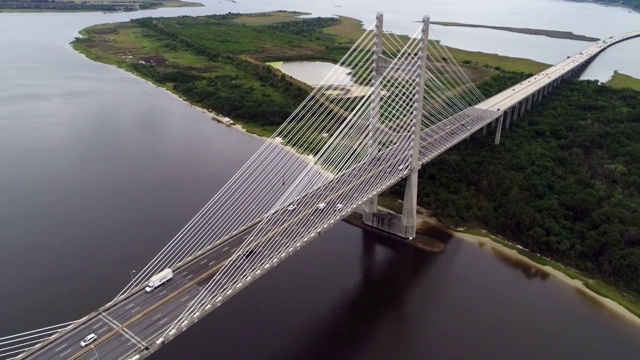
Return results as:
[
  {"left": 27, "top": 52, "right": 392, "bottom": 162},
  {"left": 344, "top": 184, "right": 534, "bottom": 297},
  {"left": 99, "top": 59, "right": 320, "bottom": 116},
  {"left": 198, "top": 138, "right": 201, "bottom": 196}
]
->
[{"left": 477, "top": 30, "right": 640, "bottom": 112}]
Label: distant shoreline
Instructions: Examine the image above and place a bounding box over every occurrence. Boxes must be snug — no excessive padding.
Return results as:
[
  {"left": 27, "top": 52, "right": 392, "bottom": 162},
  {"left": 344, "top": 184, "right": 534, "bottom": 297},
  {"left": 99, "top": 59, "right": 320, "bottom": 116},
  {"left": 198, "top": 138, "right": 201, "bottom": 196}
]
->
[
  {"left": 0, "top": 0, "right": 202, "bottom": 13},
  {"left": 431, "top": 21, "right": 599, "bottom": 42}
]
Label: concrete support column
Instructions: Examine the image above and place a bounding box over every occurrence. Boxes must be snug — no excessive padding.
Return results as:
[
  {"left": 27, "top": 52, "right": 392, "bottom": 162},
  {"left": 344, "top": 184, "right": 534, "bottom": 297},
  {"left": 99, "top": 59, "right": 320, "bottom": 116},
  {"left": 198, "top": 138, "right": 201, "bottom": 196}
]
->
[
  {"left": 519, "top": 99, "right": 526, "bottom": 117},
  {"left": 505, "top": 107, "right": 513, "bottom": 130},
  {"left": 526, "top": 95, "right": 532, "bottom": 110},
  {"left": 400, "top": 15, "right": 430, "bottom": 239},
  {"left": 483, "top": 125, "right": 487, "bottom": 135},
  {"left": 363, "top": 13, "right": 384, "bottom": 215},
  {"left": 363, "top": 196, "right": 378, "bottom": 214},
  {"left": 494, "top": 113, "right": 504, "bottom": 145}
]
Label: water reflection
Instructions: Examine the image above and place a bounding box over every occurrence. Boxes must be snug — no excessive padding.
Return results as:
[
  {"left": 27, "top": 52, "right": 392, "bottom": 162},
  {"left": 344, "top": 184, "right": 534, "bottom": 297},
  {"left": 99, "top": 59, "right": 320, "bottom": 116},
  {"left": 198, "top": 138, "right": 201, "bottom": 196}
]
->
[
  {"left": 274, "top": 231, "right": 432, "bottom": 360},
  {"left": 490, "top": 247, "right": 550, "bottom": 280},
  {"left": 276, "top": 61, "right": 354, "bottom": 86}
]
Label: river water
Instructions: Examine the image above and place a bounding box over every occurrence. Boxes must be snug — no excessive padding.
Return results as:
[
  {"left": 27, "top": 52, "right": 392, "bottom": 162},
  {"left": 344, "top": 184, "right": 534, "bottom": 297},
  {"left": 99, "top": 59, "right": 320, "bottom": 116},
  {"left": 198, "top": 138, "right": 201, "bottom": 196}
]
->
[{"left": 1, "top": 0, "right": 640, "bottom": 359}]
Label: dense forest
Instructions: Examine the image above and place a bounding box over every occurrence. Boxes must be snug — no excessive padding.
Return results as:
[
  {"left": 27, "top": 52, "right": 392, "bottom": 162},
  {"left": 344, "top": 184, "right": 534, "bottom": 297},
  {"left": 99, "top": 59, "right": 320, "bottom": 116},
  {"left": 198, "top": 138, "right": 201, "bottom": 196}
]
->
[{"left": 390, "top": 76, "right": 640, "bottom": 295}]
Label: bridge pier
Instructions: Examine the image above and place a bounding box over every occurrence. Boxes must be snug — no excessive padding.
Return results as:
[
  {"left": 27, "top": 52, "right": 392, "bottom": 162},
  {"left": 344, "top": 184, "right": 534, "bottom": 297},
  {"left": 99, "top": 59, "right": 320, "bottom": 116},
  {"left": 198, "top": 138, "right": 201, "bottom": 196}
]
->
[
  {"left": 505, "top": 106, "right": 513, "bottom": 130},
  {"left": 494, "top": 113, "right": 504, "bottom": 145},
  {"left": 518, "top": 99, "right": 526, "bottom": 117}
]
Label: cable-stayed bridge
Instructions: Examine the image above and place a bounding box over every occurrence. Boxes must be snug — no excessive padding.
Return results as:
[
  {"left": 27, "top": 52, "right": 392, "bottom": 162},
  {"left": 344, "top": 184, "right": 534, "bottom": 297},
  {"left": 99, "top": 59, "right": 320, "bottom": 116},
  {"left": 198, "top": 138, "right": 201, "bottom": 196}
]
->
[{"left": 3, "top": 14, "right": 640, "bottom": 360}]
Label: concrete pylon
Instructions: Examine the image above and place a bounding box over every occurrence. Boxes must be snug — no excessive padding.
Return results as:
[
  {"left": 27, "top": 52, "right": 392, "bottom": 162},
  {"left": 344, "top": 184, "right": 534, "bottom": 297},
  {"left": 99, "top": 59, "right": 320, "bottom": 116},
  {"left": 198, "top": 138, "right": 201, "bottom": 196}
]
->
[
  {"left": 494, "top": 113, "right": 504, "bottom": 145},
  {"left": 363, "top": 13, "right": 384, "bottom": 214},
  {"left": 505, "top": 107, "right": 512, "bottom": 130},
  {"left": 400, "top": 15, "right": 430, "bottom": 239}
]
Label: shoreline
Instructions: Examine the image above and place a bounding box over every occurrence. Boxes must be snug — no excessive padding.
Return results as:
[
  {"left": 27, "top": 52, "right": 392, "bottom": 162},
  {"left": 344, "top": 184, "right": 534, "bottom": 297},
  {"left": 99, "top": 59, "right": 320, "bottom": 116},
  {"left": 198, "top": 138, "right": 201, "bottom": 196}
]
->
[
  {"left": 431, "top": 21, "right": 599, "bottom": 42},
  {"left": 455, "top": 226, "right": 640, "bottom": 327},
  {"left": 412, "top": 212, "right": 640, "bottom": 327}
]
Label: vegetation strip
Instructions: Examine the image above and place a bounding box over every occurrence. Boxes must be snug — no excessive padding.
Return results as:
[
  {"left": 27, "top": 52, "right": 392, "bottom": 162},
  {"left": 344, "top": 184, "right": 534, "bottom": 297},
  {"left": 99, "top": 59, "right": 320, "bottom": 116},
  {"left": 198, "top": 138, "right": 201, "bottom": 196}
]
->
[{"left": 431, "top": 21, "right": 599, "bottom": 41}]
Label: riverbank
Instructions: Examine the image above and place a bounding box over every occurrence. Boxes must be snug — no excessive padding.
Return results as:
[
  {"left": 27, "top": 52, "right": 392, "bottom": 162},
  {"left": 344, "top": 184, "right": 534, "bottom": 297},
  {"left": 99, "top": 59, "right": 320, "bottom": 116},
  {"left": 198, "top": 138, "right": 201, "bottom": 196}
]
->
[
  {"left": 453, "top": 227, "right": 640, "bottom": 326},
  {"left": 606, "top": 70, "right": 640, "bottom": 91},
  {"left": 349, "top": 193, "right": 640, "bottom": 327},
  {"left": 395, "top": 199, "right": 640, "bottom": 325},
  {"left": 0, "top": 0, "right": 201, "bottom": 13},
  {"left": 431, "top": 21, "right": 599, "bottom": 42}
]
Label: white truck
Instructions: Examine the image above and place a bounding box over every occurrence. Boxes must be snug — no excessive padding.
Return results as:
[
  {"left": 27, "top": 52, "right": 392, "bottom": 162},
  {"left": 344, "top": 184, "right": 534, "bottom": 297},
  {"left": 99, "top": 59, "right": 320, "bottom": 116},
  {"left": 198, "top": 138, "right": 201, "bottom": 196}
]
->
[{"left": 145, "top": 268, "right": 173, "bottom": 293}]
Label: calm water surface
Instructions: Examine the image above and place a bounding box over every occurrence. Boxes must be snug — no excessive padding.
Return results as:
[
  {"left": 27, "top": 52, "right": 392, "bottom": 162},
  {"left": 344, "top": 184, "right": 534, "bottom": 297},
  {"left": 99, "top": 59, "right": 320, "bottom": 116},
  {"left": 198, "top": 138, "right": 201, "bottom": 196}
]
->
[{"left": 1, "top": 1, "right": 640, "bottom": 359}]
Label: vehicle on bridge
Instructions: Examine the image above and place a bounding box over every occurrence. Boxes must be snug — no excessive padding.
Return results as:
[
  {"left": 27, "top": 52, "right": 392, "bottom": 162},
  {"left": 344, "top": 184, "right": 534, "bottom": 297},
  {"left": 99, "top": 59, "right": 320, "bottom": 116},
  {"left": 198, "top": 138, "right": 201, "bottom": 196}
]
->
[
  {"left": 80, "top": 333, "right": 97, "bottom": 347},
  {"left": 145, "top": 268, "right": 173, "bottom": 293}
]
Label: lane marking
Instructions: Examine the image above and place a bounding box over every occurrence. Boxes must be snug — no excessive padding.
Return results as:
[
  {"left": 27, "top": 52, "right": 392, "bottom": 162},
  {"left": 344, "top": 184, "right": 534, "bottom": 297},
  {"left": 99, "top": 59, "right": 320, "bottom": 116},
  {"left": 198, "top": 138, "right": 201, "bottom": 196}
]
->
[
  {"left": 100, "top": 313, "right": 146, "bottom": 349},
  {"left": 186, "top": 274, "right": 193, "bottom": 279},
  {"left": 182, "top": 272, "right": 187, "bottom": 276},
  {"left": 201, "top": 259, "right": 208, "bottom": 264},
  {"left": 158, "top": 318, "right": 168, "bottom": 325},
  {"left": 125, "top": 303, "right": 135, "bottom": 310},
  {"left": 131, "top": 307, "right": 140, "bottom": 313},
  {"left": 180, "top": 295, "right": 189, "bottom": 302},
  {"left": 60, "top": 348, "right": 72, "bottom": 357},
  {"left": 152, "top": 314, "right": 163, "bottom": 321},
  {"left": 92, "top": 322, "right": 103, "bottom": 329},
  {"left": 97, "top": 326, "right": 108, "bottom": 334},
  {"left": 158, "top": 290, "right": 167, "bottom": 296},
  {"left": 223, "top": 247, "right": 229, "bottom": 251},
  {"left": 54, "top": 344, "right": 67, "bottom": 352},
  {"left": 209, "top": 261, "right": 216, "bottom": 266},
  {"left": 231, "top": 248, "right": 237, "bottom": 252}
]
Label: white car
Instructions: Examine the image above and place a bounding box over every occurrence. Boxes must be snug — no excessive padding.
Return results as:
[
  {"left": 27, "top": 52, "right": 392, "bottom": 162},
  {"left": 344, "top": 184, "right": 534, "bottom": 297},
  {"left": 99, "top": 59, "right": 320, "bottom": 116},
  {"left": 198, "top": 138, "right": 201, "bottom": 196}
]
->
[
  {"left": 334, "top": 204, "right": 344, "bottom": 211},
  {"left": 287, "top": 204, "right": 296, "bottom": 211},
  {"left": 317, "top": 203, "right": 327, "bottom": 210},
  {"left": 81, "top": 333, "right": 97, "bottom": 347}
]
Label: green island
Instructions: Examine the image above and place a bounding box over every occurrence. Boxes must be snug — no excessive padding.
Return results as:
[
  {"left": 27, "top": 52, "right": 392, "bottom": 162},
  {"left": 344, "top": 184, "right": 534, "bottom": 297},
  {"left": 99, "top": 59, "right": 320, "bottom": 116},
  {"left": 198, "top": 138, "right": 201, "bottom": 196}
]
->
[
  {"left": 430, "top": 21, "right": 599, "bottom": 42},
  {"left": 0, "top": 0, "right": 201, "bottom": 13},
  {"left": 72, "top": 12, "right": 640, "bottom": 318}
]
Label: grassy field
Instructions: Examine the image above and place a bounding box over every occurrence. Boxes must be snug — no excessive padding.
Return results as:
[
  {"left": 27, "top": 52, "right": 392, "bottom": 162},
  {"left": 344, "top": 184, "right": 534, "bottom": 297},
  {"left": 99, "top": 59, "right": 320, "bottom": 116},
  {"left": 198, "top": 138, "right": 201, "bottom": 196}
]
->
[
  {"left": 606, "top": 70, "right": 640, "bottom": 91},
  {"left": 446, "top": 47, "right": 549, "bottom": 74}
]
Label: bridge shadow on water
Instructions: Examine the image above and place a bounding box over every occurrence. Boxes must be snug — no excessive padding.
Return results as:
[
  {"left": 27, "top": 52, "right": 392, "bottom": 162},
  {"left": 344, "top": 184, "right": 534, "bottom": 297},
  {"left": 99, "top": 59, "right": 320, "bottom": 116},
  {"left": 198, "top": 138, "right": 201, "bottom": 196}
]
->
[
  {"left": 269, "top": 230, "right": 457, "bottom": 360},
  {"left": 149, "top": 225, "right": 466, "bottom": 360}
]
